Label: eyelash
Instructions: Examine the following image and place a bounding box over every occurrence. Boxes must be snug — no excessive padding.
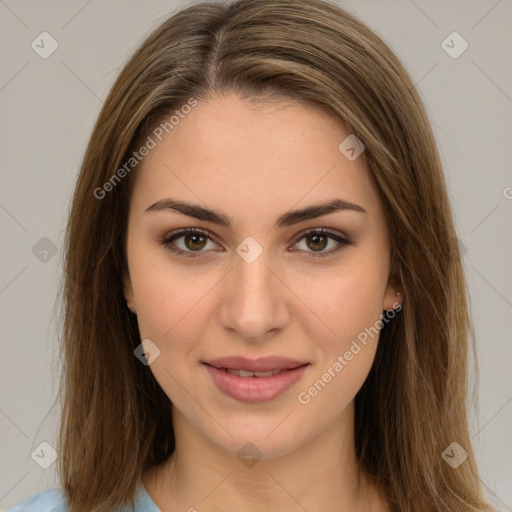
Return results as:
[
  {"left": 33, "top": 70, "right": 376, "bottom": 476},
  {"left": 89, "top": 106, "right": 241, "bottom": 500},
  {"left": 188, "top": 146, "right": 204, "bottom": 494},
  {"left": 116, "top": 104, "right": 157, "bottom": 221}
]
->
[{"left": 160, "top": 228, "right": 352, "bottom": 259}]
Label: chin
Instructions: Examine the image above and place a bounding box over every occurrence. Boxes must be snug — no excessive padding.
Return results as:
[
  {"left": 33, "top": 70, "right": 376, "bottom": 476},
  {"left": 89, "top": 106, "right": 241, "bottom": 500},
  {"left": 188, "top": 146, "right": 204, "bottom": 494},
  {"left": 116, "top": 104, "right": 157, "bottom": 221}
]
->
[{"left": 202, "top": 416, "right": 311, "bottom": 463}]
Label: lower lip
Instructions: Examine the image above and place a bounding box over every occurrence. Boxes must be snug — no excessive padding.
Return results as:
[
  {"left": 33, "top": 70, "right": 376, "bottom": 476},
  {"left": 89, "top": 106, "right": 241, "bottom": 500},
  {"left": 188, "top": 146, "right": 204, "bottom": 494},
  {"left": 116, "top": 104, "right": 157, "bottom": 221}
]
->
[{"left": 204, "top": 363, "right": 309, "bottom": 403}]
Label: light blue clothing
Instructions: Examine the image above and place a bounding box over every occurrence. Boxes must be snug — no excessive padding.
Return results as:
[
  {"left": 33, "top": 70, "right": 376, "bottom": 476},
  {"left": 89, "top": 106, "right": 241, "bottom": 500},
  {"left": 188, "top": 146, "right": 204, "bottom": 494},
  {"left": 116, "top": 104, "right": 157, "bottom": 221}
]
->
[{"left": 7, "top": 480, "right": 160, "bottom": 511}]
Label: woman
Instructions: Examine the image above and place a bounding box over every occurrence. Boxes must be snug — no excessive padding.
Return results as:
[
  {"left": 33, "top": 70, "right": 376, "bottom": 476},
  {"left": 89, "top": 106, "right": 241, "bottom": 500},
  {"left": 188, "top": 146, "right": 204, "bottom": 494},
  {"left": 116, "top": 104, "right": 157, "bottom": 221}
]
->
[{"left": 9, "top": 0, "right": 495, "bottom": 510}]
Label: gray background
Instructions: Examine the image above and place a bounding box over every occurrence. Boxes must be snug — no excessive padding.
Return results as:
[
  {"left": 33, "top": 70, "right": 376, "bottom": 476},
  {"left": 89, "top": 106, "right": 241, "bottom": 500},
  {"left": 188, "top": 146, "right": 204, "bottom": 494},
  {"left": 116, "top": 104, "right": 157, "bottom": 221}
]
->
[{"left": 0, "top": 0, "right": 511, "bottom": 510}]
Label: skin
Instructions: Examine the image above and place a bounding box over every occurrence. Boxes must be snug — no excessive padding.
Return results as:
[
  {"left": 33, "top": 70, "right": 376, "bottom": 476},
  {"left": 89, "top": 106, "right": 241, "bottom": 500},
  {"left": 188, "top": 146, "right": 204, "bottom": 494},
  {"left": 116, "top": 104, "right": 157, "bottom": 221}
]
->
[{"left": 123, "top": 93, "right": 402, "bottom": 512}]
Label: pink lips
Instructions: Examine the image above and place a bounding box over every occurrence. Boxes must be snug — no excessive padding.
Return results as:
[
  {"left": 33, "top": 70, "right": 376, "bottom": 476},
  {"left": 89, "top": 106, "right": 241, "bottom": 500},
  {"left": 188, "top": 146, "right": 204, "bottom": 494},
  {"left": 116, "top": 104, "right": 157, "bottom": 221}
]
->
[{"left": 203, "top": 356, "right": 310, "bottom": 403}]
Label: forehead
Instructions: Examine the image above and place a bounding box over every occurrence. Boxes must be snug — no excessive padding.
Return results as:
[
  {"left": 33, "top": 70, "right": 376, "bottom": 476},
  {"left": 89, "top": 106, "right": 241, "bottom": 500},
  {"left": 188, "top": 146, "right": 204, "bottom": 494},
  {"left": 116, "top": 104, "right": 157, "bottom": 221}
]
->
[{"left": 129, "top": 94, "right": 380, "bottom": 222}]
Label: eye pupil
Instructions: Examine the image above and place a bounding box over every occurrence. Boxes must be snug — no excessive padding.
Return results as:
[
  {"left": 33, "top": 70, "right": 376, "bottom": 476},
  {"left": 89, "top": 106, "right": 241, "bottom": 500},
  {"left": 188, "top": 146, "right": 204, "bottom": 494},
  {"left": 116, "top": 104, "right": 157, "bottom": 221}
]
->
[
  {"left": 307, "top": 234, "right": 328, "bottom": 251},
  {"left": 185, "top": 234, "right": 207, "bottom": 250}
]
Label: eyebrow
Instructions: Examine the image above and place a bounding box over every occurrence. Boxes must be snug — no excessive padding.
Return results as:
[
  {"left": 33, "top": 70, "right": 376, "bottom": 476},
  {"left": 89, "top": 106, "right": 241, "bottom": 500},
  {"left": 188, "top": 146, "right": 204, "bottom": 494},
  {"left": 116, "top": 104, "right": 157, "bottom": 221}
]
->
[{"left": 145, "top": 197, "right": 367, "bottom": 229}]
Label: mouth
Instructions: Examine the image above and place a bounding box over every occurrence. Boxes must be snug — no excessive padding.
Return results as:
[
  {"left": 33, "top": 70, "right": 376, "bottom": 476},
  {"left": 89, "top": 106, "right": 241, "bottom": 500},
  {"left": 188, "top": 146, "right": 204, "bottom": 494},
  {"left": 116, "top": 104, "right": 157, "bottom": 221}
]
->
[
  {"left": 208, "top": 367, "right": 287, "bottom": 377},
  {"left": 203, "top": 355, "right": 309, "bottom": 372},
  {"left": 202, "top": 356, "right": 310, "bottom": 403}
]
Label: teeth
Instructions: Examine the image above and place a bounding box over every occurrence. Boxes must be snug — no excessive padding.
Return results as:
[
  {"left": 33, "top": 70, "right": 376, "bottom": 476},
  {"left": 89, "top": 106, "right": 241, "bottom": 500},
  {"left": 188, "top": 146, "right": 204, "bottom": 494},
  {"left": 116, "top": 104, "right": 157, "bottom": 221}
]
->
[{"left": 224, "top": 368, "right": 283, "bottom": 377}]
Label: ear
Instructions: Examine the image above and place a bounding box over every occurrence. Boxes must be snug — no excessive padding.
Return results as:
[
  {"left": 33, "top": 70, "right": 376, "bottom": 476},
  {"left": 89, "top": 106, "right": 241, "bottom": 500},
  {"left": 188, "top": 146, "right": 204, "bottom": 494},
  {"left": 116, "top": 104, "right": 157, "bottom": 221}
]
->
[
  {"left": 123, "top": 272, "right": 137, "bottom": 314},
  {"left": 383, "top": 251, "right": 403, "bottom": 311}
]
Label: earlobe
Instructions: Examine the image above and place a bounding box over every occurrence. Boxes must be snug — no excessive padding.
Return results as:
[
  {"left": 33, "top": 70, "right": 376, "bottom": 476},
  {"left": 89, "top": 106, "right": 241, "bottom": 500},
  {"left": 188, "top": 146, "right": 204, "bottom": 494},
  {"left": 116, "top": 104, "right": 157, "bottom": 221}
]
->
[
  {"left": 383, "top": 285, "right": 403, "bottom": 312},
  {"left": 383, "top": 254, "right": 404, "bottom": 311},
  {"left": 123, "top": 274, "right": 137, "bottom": 314}
]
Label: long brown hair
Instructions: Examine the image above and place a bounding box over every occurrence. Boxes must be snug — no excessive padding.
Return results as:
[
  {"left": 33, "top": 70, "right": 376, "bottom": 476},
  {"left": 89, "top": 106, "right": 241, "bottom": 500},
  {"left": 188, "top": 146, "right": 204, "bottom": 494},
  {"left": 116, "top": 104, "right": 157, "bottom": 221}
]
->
[{"left": 57, "top": 0, "right": 494, "bottom": 510}]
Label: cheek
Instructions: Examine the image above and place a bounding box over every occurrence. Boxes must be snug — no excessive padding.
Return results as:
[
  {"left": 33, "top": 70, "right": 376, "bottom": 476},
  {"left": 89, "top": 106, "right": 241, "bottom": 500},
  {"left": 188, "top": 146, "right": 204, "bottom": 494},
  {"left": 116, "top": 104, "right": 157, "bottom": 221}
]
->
[
  {"left": 295, "top": 277, "right": 383, "bottom": 417},
  {"left": 297, "top": 264, "right": 387, "bottom": 344},
  {"left": 292, "top": 264, "right": 386, "bottom": 404},
  {"left": 135, "top": 280, "right": 207, "bottom": 344},
  {"left": 131, "top": 264, "right": 209, "bottom": 401},
  {"left": 128, "top": 240, "right": 211, "bottom": 340}
]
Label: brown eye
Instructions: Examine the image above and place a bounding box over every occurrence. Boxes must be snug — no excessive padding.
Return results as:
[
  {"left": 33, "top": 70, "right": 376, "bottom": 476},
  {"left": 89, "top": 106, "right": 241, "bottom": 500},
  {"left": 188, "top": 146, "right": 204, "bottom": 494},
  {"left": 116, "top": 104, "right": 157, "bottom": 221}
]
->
[
  {"left": 292, "top": 229, "right": 352, "bottom": 258},
  {"left": 183, "top": 233, "right": 208, "bottom": 251},
  {"left": 161, "top": 228, "right": 218, "bottom": 258},
  {"left": 161, "top": 228, "right": 351, "bottom": 260},
  {"left": 305, "top": 233, "right": 329, "bottom": 252}
]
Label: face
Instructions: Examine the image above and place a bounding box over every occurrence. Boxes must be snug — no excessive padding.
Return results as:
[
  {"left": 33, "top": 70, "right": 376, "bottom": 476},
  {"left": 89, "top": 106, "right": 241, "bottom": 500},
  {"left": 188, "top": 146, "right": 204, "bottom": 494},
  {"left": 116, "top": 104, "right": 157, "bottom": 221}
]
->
[{"left": 123, "top": 93, "right": 400, "bottom": 461}]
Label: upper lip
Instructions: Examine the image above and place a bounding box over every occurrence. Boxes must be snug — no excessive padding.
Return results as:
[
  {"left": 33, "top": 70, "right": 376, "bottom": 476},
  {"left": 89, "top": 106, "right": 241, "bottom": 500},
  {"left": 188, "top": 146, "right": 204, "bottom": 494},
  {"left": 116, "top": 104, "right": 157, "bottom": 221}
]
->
[{"left": 203, "top": 356, "right": 309, "bottom": 372}]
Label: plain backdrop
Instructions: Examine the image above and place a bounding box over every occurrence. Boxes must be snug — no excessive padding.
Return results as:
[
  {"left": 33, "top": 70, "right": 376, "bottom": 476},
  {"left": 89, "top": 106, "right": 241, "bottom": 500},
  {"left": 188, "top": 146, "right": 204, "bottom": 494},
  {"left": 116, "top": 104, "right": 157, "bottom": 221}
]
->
[{"left": 0, "top": 0, "right": 511, "bottom": 510}]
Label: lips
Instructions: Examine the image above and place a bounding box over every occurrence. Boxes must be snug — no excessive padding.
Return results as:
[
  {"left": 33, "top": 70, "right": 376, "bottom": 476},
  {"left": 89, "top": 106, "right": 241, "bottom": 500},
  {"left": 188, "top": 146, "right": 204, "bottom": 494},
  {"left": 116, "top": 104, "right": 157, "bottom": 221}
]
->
[
  {"left": 202, "top": 356, "right": 310, "bottom": 403},
  {"left": 204, "top": 355, "right": 308, "bottom": 373},
  {"left": 222, "top": 368, "right": 283, "bottom": 377}
]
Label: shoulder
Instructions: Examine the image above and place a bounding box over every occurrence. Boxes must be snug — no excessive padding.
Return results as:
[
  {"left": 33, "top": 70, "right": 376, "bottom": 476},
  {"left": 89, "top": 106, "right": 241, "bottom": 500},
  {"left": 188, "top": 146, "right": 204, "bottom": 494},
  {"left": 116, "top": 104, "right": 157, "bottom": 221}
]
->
[
  {"left": 7, "top": 488, "right": 69, "bottom": 511},
  {"left": 7, "top": 482, "right": 158, "bottom": 512}
]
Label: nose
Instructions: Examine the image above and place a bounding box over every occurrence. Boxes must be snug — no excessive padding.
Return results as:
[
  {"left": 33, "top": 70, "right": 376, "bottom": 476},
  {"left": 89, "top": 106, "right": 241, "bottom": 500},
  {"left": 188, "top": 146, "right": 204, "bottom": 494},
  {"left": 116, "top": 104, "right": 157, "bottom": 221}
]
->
[{"left": 219, "top": 245, "right": 290, "bottom": 342}]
